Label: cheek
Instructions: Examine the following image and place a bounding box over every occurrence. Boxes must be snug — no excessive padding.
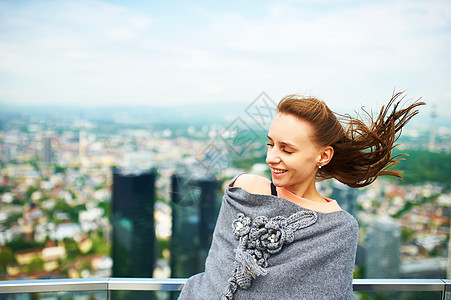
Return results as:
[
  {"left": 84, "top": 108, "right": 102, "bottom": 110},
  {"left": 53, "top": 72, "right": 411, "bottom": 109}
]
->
[
  {"left": 284, "top": 155, "right": 301, "bottom": 169},
  {"left": 287, "top": 153, "right": 316, "bottom": 169}
]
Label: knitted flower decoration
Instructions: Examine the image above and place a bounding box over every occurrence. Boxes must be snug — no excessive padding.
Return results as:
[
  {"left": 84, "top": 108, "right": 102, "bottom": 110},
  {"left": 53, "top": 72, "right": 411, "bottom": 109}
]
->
[{"left": 222, "top": 210, "right": 318, "bottom": 300}]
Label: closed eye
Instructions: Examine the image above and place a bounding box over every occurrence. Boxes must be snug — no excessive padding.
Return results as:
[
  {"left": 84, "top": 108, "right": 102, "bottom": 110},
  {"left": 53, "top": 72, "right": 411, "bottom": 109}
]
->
[
  {"left": 267, "top": 143, "right": 293, "bottom": 154},
  {"left": 282, "top": 148, "right": 293, "bottom": 154}
]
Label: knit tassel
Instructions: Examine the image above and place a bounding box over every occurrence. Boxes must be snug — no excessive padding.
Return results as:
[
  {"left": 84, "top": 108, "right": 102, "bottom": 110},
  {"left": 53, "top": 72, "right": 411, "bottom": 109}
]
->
[{"left": 235, "top": 249, "right": 268, "bottom": 278}]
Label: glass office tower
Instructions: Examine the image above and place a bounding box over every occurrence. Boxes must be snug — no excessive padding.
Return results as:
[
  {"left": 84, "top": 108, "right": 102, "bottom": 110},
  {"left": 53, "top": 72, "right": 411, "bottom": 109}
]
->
[
  {"left": 366, "top": 217, "right": 401, "bottom": 278},
  {"left": 170, "top": 174, "right": 221, "bottom": 278},
  {"left": 112, "top": 168, "right": 156, "bottom": 278}
]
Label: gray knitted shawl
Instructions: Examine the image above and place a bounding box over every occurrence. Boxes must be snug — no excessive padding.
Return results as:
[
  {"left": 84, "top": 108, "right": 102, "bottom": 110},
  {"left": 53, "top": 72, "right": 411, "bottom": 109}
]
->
[{"left": 178, "top": 175, "right": 359, "bottom": 300}]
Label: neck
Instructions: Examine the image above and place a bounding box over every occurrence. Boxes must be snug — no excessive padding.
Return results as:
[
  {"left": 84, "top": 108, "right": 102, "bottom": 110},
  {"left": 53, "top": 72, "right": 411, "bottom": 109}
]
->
[{"left": 283, "top": 179, "right": 325, "bottom": 203}]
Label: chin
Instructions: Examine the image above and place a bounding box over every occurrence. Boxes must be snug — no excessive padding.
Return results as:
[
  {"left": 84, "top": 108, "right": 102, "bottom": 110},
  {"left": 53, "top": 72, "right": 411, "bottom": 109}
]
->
[{"left": 271, "top": 177, "right": 286, "bottom": 187}]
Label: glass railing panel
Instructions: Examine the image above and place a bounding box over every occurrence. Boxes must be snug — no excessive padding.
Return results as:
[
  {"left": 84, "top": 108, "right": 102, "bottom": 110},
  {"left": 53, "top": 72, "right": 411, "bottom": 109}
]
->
[
  {"left": 0, "top": 290, "right": 107, "bottom": 300},
  {"left": 109, "top": 290, "right": 181, "bottom": 300},
  {"left": 353, "top": 291, "right": 443, "bottom": 300},
  {"left": 107, "top": 278, "right": 185, "bottom": 300},
  {"left": 107, "top": 277, "right": 186, "bottom": 292},
  {"left": 0, "top": 278, "right": 448, "bottom": 299},
  {"left": 352, "top": 279, "right": 445, "bottom": 291},
  {"left": 352, "top": 279, "right": 445, "bottom": 300}
]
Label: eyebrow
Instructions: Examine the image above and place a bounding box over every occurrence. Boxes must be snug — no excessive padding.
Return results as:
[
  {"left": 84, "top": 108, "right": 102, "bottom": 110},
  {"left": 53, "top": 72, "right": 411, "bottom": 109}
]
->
[{"left": 267, "top": 135, "right": 298, "bottom": 150}]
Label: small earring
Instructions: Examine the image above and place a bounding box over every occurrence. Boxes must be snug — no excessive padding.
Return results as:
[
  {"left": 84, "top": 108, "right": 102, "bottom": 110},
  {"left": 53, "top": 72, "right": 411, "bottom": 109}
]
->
[{"left": 318, "top": 164, "right": 322, "bottom": 169}]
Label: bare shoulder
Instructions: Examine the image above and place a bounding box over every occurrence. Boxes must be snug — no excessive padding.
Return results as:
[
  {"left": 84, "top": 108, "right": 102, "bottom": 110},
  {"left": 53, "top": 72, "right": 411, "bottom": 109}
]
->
[{"left": 232, "top": 173, "right": 272, "bottom": 195}]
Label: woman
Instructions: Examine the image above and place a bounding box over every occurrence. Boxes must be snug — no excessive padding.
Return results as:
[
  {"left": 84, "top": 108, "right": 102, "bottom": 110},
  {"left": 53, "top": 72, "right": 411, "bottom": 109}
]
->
[{"left": 178, "top": 92, "right": 425, "bottom": 299}]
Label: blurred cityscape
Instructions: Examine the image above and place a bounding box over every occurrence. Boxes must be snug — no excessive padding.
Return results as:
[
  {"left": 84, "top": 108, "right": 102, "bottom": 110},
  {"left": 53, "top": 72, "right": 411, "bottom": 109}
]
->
[{"left": 0, "top": 101, "right": 450, "bottom": 286}]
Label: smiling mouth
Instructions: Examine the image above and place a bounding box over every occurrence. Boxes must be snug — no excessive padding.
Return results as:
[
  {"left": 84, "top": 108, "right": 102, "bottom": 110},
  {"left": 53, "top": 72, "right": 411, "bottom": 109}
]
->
[{"left": 272, "top": 168, "right": 287, "bottom": 174}]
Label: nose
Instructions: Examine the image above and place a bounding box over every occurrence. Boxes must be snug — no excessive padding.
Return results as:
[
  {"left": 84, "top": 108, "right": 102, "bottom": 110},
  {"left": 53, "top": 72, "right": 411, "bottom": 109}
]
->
[{"left": 266, "top": 147, "right": 281, "bottom": 165}]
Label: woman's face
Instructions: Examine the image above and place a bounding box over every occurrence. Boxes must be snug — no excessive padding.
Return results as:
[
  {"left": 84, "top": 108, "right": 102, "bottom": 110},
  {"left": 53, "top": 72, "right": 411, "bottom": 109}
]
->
[{"left": 266, "top": 113, "right": 323, "bottom": 192}]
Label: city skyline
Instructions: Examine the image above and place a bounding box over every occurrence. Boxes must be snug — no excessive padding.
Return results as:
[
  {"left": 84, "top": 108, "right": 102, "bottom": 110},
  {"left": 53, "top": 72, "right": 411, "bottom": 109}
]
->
[
  {"left": 1, "top": 99, "right": 450, "bottom": 282},
  {"left": 0, "top": 0, "right": 450, "bottom": 116}
]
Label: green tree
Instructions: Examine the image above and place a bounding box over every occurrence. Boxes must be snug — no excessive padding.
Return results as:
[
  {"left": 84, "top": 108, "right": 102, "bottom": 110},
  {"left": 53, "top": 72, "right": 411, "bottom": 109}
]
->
[
  {"left": 26, "top": 257, "right": 44, "bottom": 273},
  {"left": 5, "top": 238, "right": 44, "bottom": 252},
  {"left": 29, "top": 155, "right": 41, "bottom": 171},
  {"left": 157, "top": 238, "right": 170, "bottom": 260},
  {"left": 0, "top": 247, "right": 15, "bottom": 273},
  {"left": 25, "top": 185, "right": 39, "bottom": 201},
  {"left": 0, "top": 185, "right": 11, "bottom": 194},
  {"left": 98, "top": 201, "right": 111, "bottom": 221},
  {"left": 64, "top": 238, "right": 81, "bottom": 261},
  {"left": 54, "top": 165, "right": 67, "bottom": 174},
  {"left": 392, "top": 149, "right": 451, "bottom": 184},
  {"left": 89, "top": 233, "right": 110, "bottom": 256},
  {"left": 391, "top": 194, "right": 440, "bottom": 218},
  {"left": 401, "top": 227, "right": 414, "bottom": 243},
  {"left": 80, "top": 260, "right": 92, "bottom": 272},
  {"left": 5, "top": 212, "right": 22, "bottom": 227}
]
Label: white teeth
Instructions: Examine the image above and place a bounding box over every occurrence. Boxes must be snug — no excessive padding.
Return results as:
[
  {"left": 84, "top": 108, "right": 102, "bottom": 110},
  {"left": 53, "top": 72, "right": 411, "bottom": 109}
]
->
[{"left": 273, "top": 169, "right": 286, "bottom": 174}]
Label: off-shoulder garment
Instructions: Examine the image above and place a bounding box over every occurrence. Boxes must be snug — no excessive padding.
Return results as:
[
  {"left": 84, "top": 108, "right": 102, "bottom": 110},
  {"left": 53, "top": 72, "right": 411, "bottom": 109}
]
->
[{"left": 178, "top": 175, "right": 359, "bottom": 300}]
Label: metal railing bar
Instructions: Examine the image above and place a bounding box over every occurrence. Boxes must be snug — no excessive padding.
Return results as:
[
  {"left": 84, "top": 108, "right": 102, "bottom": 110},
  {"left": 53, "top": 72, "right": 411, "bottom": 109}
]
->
[
  {"left": 0, "top": 278, "right": 447, "bottom": 294},
  {"left": 0, "top": 278, "right": 109, "bottom": 294}
]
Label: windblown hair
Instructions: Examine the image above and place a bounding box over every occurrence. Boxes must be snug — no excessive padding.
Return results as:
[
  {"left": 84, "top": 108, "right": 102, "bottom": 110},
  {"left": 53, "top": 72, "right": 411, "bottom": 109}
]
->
[{"left": 277, "top": 92, "right": 426, "bottom": 188}]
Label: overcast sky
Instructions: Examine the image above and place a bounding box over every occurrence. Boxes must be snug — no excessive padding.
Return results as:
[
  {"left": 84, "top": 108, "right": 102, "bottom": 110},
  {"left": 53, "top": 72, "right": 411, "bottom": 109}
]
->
[{"left": 0, "top": 0, "right": 450, "bottom": 116}]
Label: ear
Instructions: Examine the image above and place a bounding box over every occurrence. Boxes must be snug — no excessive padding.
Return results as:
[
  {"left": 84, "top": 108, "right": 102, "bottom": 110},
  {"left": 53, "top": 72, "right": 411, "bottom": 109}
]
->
[{"left": 318, "top": 146, "right": 334, "bottom": 167}]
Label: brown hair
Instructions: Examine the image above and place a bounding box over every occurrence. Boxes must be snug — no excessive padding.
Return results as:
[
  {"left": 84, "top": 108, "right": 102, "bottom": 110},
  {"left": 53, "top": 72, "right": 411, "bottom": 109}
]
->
[{"left": 277, "top": 91, "right": 426, "bottom": 188}]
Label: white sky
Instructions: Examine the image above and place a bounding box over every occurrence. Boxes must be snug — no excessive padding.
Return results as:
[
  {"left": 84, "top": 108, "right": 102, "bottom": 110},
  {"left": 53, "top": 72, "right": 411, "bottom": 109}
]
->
[{"left": 0, "top": 0, "right": 450, "bottom": 116}]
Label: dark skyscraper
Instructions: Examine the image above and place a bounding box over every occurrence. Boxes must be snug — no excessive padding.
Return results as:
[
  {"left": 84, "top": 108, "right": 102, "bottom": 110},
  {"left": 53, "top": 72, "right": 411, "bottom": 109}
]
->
[
  {"left": 41, "top": 136, "right": 52, "bottom": 165},
  {"left": 365, "top": 217, "right": 401, "bottom": 278},
  {"left": 170, "top": 174, "right": 221, "bottom": 279},
  {"left": 331, "top": 181, "right": 358, "bottom": 217},
  {"left": 112, "top": 168, "right": 156, "bottom": 278}
]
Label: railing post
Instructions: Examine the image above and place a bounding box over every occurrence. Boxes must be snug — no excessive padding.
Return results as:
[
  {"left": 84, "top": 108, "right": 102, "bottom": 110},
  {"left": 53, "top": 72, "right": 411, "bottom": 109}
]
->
[
  {"left": 442, "top": 279, "right": 451, "bottom": 300},
  {"left": 107, "top": 278, "right": 111, "bottom": 300}
]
